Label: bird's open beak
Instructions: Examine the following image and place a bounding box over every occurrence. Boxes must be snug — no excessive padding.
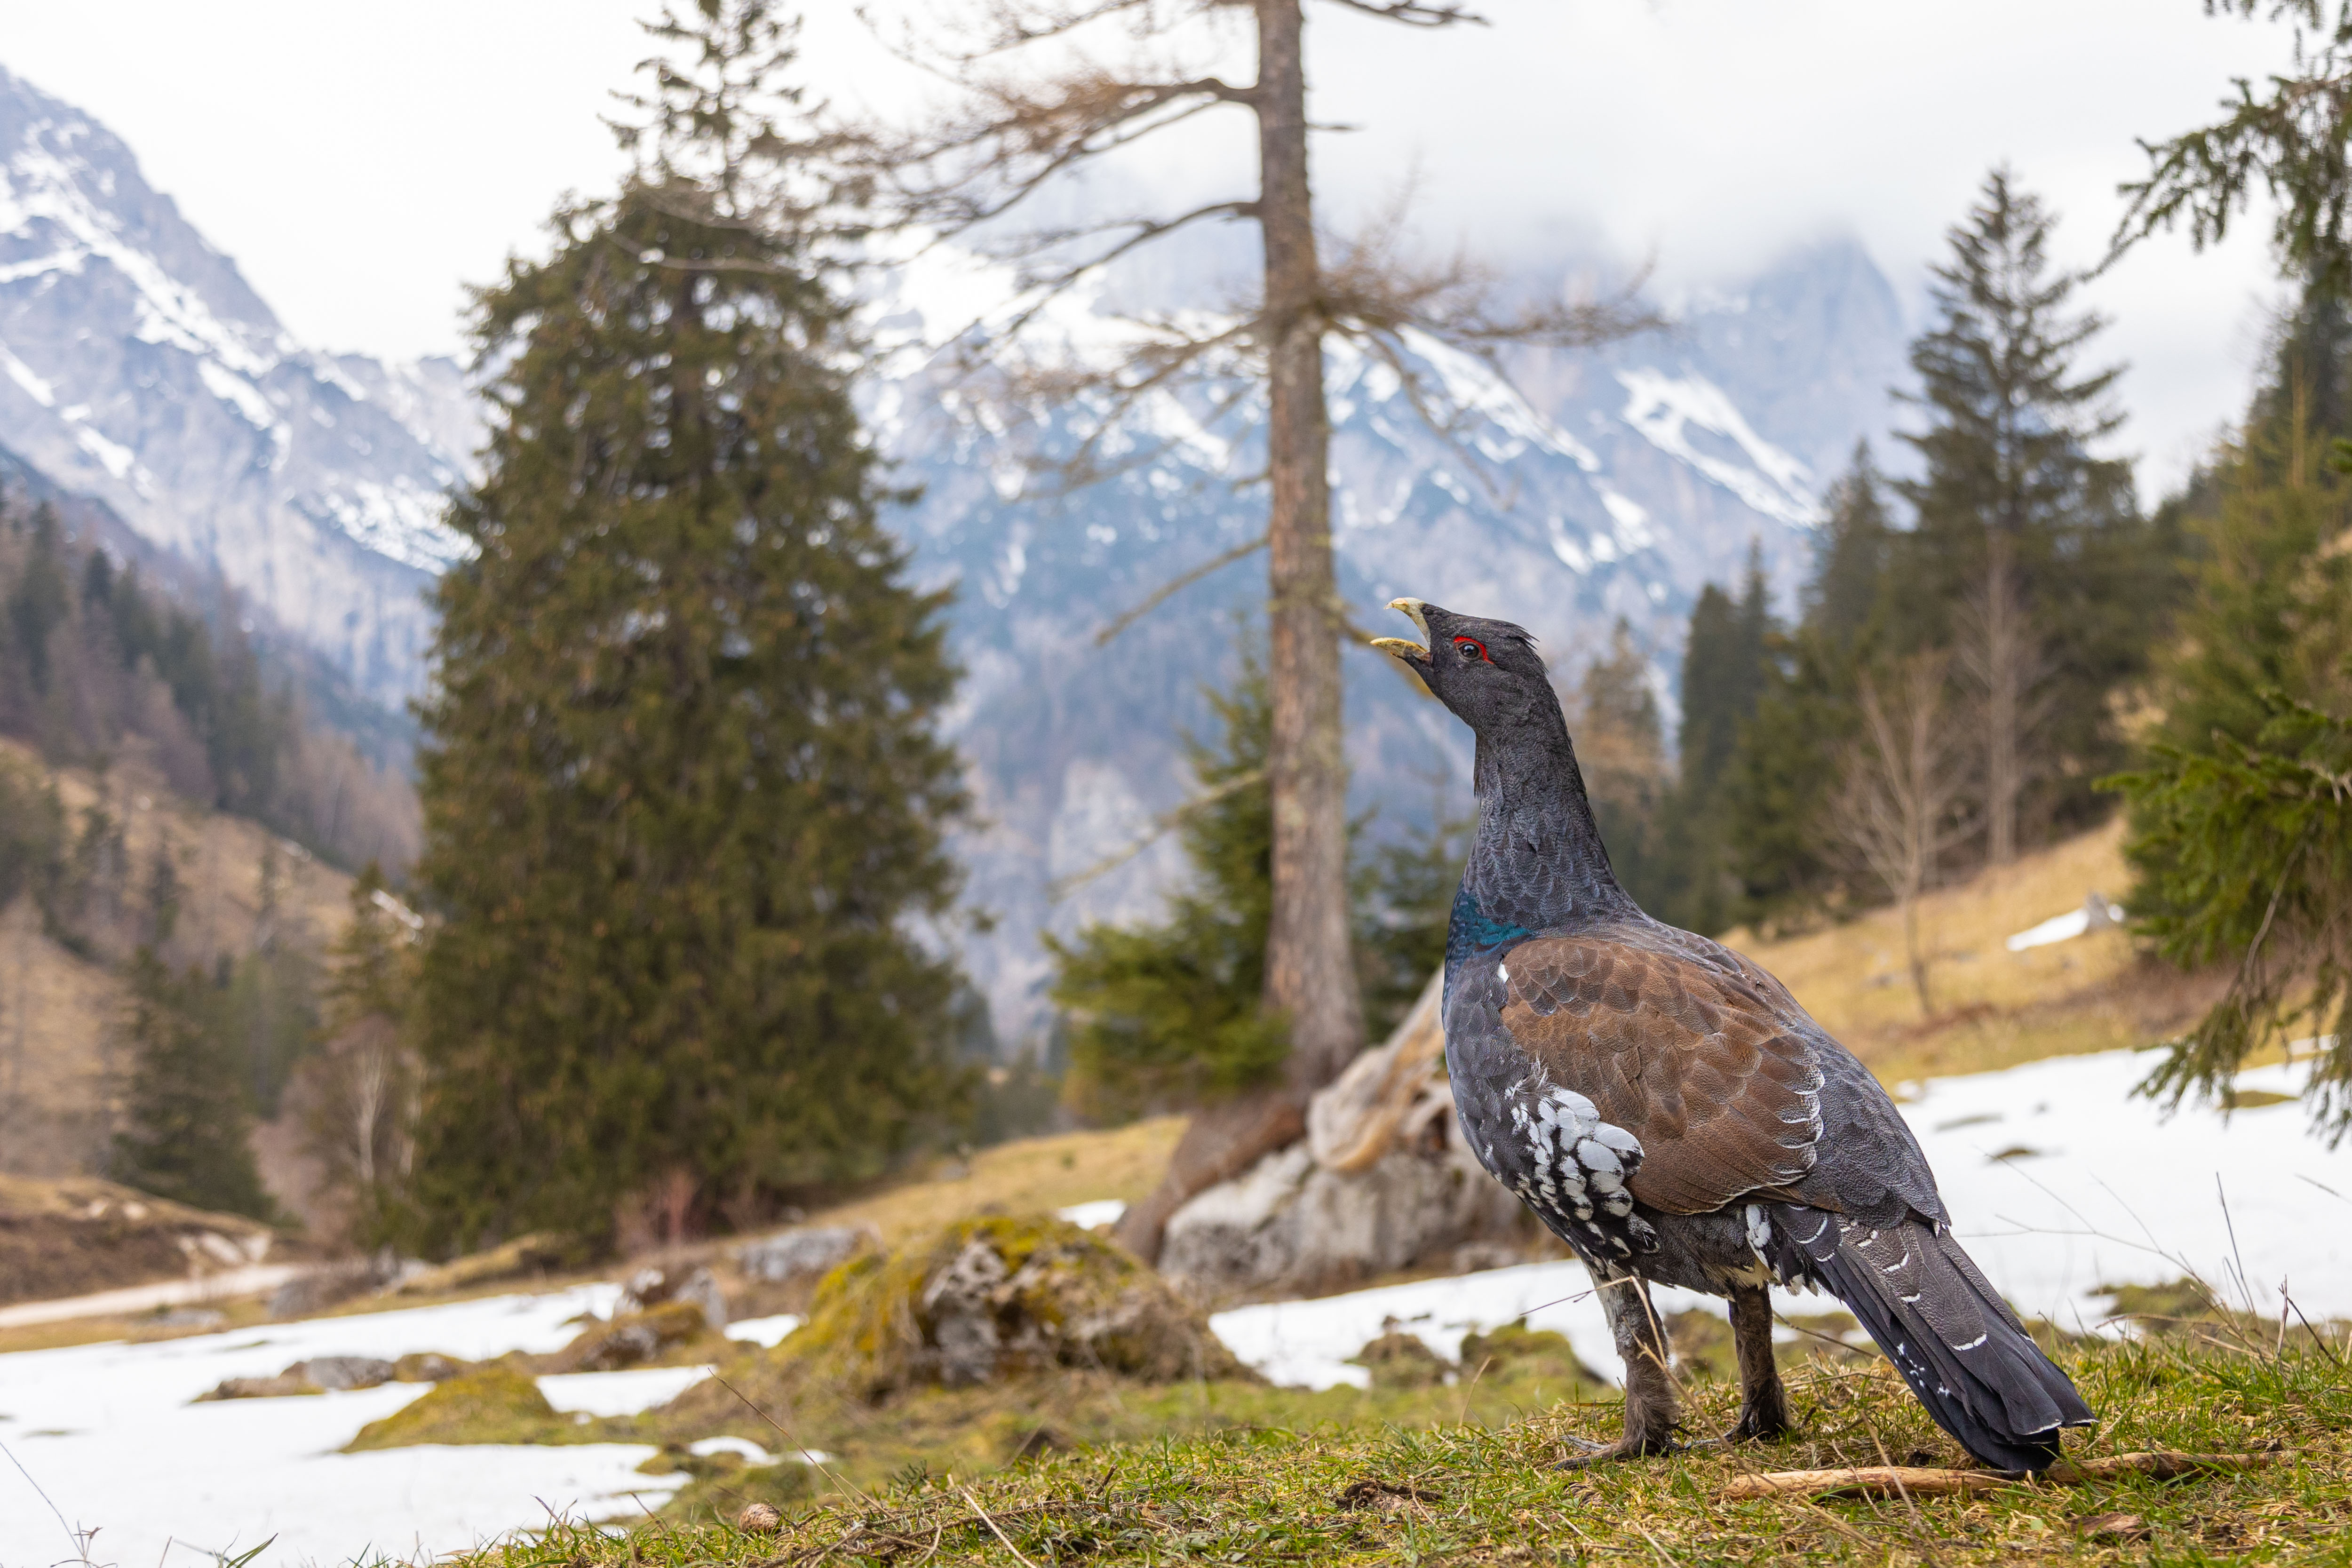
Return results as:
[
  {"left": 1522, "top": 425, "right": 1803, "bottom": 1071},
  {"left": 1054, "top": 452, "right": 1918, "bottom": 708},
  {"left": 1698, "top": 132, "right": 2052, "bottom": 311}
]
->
[{"left": 1369, "top": 597, "right": 1430, "bottom": 663}]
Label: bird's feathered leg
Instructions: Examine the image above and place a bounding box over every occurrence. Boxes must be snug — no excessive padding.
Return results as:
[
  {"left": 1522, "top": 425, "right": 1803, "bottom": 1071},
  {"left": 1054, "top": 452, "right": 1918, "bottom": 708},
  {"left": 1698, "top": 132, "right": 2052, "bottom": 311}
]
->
[
  {"left": 1724, "top": 1285, "right": 1792, "bottom": 1443},
  {"left": 1559, "top": 1273, "right": 1679, "bottom": 1467}
]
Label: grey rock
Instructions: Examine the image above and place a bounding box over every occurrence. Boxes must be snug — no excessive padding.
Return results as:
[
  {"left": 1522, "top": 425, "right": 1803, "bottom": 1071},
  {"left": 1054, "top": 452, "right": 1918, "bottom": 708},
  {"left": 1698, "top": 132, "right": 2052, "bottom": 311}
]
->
[
  {"left": 288, "top": 1356, "right": 395, "bottom": 1391},
  {"left": 736, "top": 1226, "right": 874, "bottom": 1287},
  {"left": 1160, "top": 1087, "right": 1526, "bottom": 1302},
  {"left": 197, "top": 1354, "right": 395, "bottom": 1400},
  {"left": 615, "top": 1263, "right": 729, "bottom": 1329},
  {"left": 921, "top": 1239, "right": 1011, "bottom": 1387}
]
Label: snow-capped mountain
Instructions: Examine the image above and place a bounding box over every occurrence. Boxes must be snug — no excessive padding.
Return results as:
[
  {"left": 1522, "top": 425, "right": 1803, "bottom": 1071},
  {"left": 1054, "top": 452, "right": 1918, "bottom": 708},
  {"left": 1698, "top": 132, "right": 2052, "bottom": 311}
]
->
[
  {"left": 0, "top": 64, "right": 1908, "bottom": 1039},
  {"left": 870, "top": 240, "right": 1906, "bottom": 1035},
  {"left": 0, "top": 64, "right": 476, "bottom": 707}
]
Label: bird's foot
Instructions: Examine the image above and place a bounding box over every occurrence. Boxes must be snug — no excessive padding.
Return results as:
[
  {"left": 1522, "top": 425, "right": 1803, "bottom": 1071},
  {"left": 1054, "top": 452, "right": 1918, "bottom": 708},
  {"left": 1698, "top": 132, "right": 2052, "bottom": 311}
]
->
[
  {"left": 1554, "top": 1432, "right": 1680, "bottom": 1470},
  {"left": 1721, "top": 1404, "right": 1794, "bottom": 1445}
]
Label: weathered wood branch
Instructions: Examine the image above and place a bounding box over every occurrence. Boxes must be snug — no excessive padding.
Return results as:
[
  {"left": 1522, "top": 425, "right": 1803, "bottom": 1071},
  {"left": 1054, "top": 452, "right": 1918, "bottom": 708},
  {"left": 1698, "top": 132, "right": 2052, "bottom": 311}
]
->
[{"left": 1718, "top": 1450, "right": 2293, "bottom": 1502}]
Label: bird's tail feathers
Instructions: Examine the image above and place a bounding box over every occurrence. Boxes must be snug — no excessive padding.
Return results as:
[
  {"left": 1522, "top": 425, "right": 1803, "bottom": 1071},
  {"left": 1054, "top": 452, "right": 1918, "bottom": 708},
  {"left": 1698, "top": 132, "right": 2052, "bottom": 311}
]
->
[{"left": 1767, "top": 1204, "right": 2093, "bottom": 1473}]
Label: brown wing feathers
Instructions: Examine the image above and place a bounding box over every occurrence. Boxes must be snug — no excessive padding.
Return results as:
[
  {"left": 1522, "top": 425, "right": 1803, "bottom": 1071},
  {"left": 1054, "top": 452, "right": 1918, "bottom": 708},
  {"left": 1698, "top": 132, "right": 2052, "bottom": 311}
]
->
[{"left": 1497, "top": 936, "right": 1823, "bottom": 1214}]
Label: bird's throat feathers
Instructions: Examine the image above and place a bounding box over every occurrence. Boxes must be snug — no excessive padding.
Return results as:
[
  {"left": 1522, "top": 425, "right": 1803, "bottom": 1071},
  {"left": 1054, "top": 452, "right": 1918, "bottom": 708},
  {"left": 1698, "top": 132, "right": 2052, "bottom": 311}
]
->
[{"left": 1458, "top": 712, "right": 1635, "bottom": 945}]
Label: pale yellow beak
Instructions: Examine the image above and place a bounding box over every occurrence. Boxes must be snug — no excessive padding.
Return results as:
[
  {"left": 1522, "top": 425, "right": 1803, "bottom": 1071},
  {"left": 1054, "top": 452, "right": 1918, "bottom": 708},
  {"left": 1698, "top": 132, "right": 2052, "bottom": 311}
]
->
[{"left": 1369, "top": 597, "right": 1430, "bottom": 662}]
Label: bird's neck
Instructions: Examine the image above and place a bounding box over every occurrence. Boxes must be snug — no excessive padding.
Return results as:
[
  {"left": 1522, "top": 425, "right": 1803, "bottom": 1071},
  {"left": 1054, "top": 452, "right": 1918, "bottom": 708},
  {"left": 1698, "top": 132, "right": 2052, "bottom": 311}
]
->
[{"left": 1459, "top": 704, "right": 1636, "bottom": 934}]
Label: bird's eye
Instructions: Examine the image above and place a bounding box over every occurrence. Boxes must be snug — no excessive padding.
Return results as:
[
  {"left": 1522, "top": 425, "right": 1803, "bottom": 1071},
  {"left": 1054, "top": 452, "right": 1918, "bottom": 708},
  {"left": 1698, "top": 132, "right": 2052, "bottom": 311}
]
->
[{"left": 1453, "top": 637, "right": 1489, "bottom": 663}]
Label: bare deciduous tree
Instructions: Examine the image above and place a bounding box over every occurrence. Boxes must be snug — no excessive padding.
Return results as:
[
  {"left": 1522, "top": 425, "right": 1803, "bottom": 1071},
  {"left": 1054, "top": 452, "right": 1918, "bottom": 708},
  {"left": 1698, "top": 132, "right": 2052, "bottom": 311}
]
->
[
  {"left": 859, "top": 0, "right": 1654, "bottom": 1260},
  {"left": 1831, "top": 653, "right": 1975, "bottom": 1018},
  {"left": 287, "top": 874, "right": 420, "bottom": 1246}
]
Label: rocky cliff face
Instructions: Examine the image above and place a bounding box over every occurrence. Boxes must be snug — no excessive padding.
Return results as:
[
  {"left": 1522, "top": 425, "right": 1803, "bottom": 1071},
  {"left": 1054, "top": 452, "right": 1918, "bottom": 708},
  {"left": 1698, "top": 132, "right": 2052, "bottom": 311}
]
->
[
  {"left": 0, "top": 64, "right": 1908, "bottom": 1038},
  {"left": 0, "top": 64, "right": 476, "bottom": 709}
]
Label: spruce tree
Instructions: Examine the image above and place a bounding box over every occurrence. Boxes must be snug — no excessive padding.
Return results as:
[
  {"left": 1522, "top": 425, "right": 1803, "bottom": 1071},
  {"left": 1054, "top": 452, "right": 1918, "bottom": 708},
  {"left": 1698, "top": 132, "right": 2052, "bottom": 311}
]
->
[
  {"left": 407, "top": 8, "right": 971, "bottom": 1251},
  {"left": 1049, "top": 661, "right": 1287, "bottom": 1121},
  {"left": 1573, "top": 619, "right": 1670, "bottom": 908},
  {"left": 111, "top": 949, "right": 275, "bottom": 1220},
  {"left": 1895, "top": 169, "right": 2154, "bottom": 862},
  {"left": 2148, "top": 295, "right": 2352, "bottom": 755},
  {"left": 5, "top": 503, "right": 68, "bottom": 692},
  {"left": 1648, "top": 557, "right": 1769, "bottom": 934},
  {"left": 2107, "top": 290, "right": 2352, "bottom": 1136},
  {"left": 1804, "top": 444, "right": 1896, "bottom": 653},
  {"left": 1352, "top": 806, "right": 1469, "bottom": 1038},
  {"left": 1717, "top": 449, "right": 1892, "bottom": 929}
]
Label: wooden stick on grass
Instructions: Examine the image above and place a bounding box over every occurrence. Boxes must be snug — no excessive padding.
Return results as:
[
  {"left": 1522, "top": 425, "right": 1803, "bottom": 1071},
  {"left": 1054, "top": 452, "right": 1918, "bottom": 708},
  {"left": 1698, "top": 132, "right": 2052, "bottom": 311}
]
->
[{"left": 1720, "top": 1450, "right": 2292, "bottom": 1502}]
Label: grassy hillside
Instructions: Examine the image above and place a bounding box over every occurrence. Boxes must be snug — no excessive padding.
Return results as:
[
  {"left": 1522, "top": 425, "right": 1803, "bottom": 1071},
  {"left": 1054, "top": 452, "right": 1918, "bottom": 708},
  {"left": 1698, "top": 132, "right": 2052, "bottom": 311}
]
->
[
  {"left": 0, "top": 735, "right": 355, "bottom": 1179},
  {"left": 1722, "top": 819, "right": 2221, "bottom": 1087}
]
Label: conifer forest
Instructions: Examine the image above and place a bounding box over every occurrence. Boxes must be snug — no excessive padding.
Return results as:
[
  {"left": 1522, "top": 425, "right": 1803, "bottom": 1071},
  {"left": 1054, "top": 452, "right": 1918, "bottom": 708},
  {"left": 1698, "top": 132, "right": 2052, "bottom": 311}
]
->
[{"left": 1, "top": 3, "right": 2350, "bottom": 1565}]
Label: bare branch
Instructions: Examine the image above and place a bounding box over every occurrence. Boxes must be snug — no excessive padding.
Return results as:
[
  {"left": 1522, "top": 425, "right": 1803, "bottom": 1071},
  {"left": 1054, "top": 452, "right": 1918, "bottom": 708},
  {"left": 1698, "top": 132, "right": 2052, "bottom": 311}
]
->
[
  {"left": 1094, "top": 532, "right": 1268, "bottom": 646},
  {"left": 1318, "top": 0, "right": 1490, "bottom": 27},
  {"left": 863, "top": 0, "right": 1223, "bottom": 63},
  {"left": 1047, "top": 767, "right": 1265, "bottom": 899},
  {"left": 1319, "top": 195, "right": 1662, "bottom": 354}
]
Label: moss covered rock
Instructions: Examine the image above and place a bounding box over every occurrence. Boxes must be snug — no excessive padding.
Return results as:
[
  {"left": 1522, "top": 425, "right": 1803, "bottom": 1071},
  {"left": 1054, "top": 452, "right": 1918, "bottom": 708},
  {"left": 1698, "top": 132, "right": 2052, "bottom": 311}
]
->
[
  {"left": 1456, "top": 1321, "right": 1604, "bottom": 1389},
  {"left": 345, "top": 1365, "right": 556, "bottom": 1450},
  {"left": 552, "top": 1298, "right": 716, "bottom": 1372},
  {"left": 788, "top": 1215, "right": 1252, "bottom": 1395},
  {"left": 1349, "top": 1329, "right": 1453, "bottom": 1390}
]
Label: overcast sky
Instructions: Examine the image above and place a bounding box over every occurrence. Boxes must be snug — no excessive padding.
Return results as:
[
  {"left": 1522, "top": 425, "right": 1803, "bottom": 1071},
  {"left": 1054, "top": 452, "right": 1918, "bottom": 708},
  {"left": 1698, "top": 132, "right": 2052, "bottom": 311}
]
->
[{"left": 0, "top": 0, "right": 2304, "bottom": 494}]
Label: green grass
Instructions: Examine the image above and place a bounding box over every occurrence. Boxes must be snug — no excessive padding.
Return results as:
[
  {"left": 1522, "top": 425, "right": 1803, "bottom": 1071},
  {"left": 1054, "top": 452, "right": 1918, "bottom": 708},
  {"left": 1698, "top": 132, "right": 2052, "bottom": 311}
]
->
[{"left": 420, "top": 1323, "right": 2351, "bottom": 1566}]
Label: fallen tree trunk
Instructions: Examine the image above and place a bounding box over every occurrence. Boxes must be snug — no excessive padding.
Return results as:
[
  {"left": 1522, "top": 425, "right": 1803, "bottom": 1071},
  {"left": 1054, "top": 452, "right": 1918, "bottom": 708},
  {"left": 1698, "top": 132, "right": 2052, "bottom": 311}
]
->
[{"left": 1718, "top": 1450, "right": 2292, "bottom": 1502}]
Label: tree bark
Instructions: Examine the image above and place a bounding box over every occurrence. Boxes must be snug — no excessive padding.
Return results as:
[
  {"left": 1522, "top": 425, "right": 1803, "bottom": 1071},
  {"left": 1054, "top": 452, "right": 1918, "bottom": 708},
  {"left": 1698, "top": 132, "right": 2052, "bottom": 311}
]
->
[
  {"left": 1115, "top": 0, "right": 1366, "bottom": 1265},
  {"left": 1981, "top": 530, "right": 2022, "bottom": 867}
]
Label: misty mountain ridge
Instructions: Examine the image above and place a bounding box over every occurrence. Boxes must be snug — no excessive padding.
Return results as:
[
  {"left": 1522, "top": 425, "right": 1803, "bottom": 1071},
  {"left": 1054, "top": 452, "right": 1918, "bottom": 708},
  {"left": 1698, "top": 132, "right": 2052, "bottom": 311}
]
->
[{"left": 0, "top": 63, "right": 1911, "bottom": 1038}]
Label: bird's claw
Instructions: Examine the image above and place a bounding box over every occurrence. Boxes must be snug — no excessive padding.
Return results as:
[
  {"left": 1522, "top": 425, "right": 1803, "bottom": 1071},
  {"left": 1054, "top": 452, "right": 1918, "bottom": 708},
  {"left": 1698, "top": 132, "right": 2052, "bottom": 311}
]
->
[{"left": 1554, "top": 1435, "right": 1681, "bottom": 1470}]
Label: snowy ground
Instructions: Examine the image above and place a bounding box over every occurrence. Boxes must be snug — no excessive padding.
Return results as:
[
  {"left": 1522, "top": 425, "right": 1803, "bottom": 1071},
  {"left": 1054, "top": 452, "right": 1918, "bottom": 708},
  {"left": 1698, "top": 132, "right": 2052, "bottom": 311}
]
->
[
  {"left": 3, "top": 1048, "right": 2346, "bottom": 1568},
  {"left": 0, "top": 1285, "right": 718, "bottom": 1568},
  {"left": 1214, "top": 1049, "right": 2352, "bottom": 1390}
]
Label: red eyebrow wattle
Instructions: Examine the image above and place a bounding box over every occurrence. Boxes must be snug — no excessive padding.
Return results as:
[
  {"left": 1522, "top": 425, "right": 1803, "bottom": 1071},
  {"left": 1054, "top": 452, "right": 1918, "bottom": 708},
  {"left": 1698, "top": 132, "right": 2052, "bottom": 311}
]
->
[{"left": 1454, "top": 637, "right": 1492, "bottom": 663}]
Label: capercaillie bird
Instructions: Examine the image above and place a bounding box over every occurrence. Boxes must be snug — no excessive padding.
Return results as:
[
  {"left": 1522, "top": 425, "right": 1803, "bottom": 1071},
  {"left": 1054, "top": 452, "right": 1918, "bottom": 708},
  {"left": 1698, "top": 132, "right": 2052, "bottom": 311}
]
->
[{"left": 1371, "top": 598, "right": 2093, "bottom": 1472}]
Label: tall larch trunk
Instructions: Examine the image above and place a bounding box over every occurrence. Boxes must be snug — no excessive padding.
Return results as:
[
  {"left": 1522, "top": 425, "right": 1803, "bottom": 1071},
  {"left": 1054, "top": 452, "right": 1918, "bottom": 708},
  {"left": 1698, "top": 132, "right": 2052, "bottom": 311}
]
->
[
  {"left": 1981, "top": 530, "right": 2021, "bottom": 867},
  {"left": 1114, "top": 0, "right": 1366, "bottom": 1264}
]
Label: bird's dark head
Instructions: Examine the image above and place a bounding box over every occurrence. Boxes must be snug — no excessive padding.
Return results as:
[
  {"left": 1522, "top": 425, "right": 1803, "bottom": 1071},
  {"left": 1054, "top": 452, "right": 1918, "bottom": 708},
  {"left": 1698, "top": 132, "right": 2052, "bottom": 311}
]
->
[{"left": 1370, "top": 598, "right": 1558, "bottom": 738}]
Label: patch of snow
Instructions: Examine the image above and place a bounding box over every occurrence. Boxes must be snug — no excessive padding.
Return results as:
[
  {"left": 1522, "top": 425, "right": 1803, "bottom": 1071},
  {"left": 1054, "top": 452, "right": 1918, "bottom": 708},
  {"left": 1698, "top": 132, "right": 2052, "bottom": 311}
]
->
[
  {"left": 197, "top": 358, "right": 282, "bottom": 433},
  {"left": 1055, "top": 1199, "right": 1128, "bottom": 1230},
  {"left": 72, "top": 422, "right": 135, "bottom": 479},
  {"left": 1597, "top": 487, "right": 1655, "bottom": 550},
  {"left": 687, "top": 1436, "right": 776, "bottom": 1464},
  {"left": 1616, "top": 366, "right": 1818, "bottom": 526},
  {"left": 723, "top": 1313, "right": 802, "bottom": 1348},
  {"left": 539, "top": 1365, "right": 712, "bottom": 1416},
  {"left": 308, "top": 477, "right": 472, "bottom": 572},
  {"left": 0, "top": 340, "right": 55, "bottom": 405},
  {"left": 0, "top": 1284, "right": 674, "bottom": 1568},
  {"left": 2006, "top": 900, "right": 2126, "bottom": 952}
]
